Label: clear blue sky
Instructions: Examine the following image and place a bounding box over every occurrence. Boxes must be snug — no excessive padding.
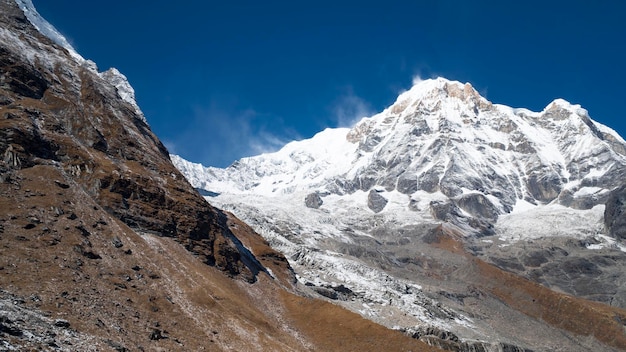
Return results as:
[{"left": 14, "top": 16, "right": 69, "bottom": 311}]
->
[{"left": 34, "top": 1, "right": 626, "bottom": 168}]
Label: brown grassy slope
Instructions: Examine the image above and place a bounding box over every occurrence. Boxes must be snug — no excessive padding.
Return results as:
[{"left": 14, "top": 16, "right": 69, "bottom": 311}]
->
[
  {"left": 281, "top": 291, "right": 440, "bottom": 352},
  {"left": 433, "top": 225, "right": 626, "bottom": 351},
  {"left": 475, "top": 259, "right": 626, "bottom": 350}
]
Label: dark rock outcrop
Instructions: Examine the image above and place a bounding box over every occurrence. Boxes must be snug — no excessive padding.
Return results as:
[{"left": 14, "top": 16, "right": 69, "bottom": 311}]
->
[
  {"left": 558, "top": 187, "right": 609, "bottom": 210},
  {"left": 367, "top": 190, "right": 388, "bottom": 213},
  {"left": 408, "top": 326, "right": 534, "bottom": 352},
  {"left": 397, "top": 173, "right": 418, "bottom": 194},
  {"left": 526, "top": 172, "right": 562, "bottom": 203},
  {"left": 455, "top": 193, "right": 499, "bottom": 221},
  {"left": 429, "top": 201, "right": 462, "bottom": 222},
  {"left": 0, "top": 47, "right": 49, "bottom": 99},
  {"left": 304, "top": 192, "right": 323, "bottom": 209},
  {"left": 605, "top": 185, "right": 626, "bottom": 240},
  {"left": 417, "top": 168, "right": 441, "bottom": 193}
]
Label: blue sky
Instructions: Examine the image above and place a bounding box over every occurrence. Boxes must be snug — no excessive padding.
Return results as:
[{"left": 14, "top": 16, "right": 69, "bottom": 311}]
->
[{"left": 34, "top": 1, "right": 626, "bottom": 168}]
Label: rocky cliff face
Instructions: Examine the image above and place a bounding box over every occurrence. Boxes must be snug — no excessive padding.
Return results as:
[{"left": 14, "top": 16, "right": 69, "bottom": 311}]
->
[
  {"left": 0, "top": 1, "right": 439, "bottom": 350},
  {"left": 0, "top": 0, "right": 266, "bottom": 283},
  {"left": 174, "top": 79, "right": 626, "bottom": 349}
]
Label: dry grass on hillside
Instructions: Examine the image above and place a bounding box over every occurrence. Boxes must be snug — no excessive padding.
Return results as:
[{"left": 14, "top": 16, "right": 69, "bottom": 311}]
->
[{"left": 434, "top": 226, "right": 626, "bottom": 351}]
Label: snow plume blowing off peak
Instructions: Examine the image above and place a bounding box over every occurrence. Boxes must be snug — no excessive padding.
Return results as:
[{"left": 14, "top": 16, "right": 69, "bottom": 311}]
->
[
  {"left": 332, "top": 87, "right": 375, "bottom": 128},
  {"left": 14, "top": 0, "right": 147, "bottom": 123},
  {"left": 14, "top": 0, "right": 84, "bottom": 62},
  {"left": 411, "top": 74, "right": 425, "bottom": 86}
]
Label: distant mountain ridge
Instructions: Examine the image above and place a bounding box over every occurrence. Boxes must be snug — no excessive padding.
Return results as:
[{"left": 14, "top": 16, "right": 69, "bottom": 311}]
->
[
  {"left": 175, "top": 77, "right": 626, "bottom": 224},
  {"left": 174, "top": 77, "right": 626, "bottom": 351}
]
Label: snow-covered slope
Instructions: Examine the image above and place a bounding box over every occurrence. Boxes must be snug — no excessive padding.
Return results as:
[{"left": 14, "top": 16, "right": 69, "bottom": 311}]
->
[{"left": 174, "top": 77, "right": 626, "bottom": 348}]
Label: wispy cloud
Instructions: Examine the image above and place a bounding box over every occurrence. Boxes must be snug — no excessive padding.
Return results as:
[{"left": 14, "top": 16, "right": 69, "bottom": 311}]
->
[
  {"left": 162, "top": 139, "right": 177, "bottom": 154},
  {"left": 175, "top": 101, "right": 295, "bottom": 167},
  {"left": 478, "top": 86, "right": 489, "bottom": 99},
  {"left": 330, "top": 86, "right": 375, "bottom": 128},
  {"left": 249, "top": 130, "right": 291, "bottom": 155}
]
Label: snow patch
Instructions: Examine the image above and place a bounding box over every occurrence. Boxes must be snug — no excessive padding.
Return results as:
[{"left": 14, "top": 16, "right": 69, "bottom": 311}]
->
[
  {"left": 586, "top": 234, "right": 626, "bottom": 252},
  {"left": 100, "top": 68, "right": 146, "bottom": 123},
  {"left": 573, "top": 187, "right": 604, "bottom": 197},
  {"left": 496, "top": 204, "right": 605, "bottom": 242}
]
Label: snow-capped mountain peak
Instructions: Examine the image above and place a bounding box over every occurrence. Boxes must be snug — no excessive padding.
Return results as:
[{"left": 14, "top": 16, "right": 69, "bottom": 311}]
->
[
  {"left": 174, "top": 76, "right": 626, "bottom": 225},
  {"left": 172, "top": 77, "right": 626, "bottom": 348},
  {"left": 393, "top": 77, "right": 485, "bottom": 106},
  {"left": 100, "top": 68, "right": 146, "bottom": 123}
]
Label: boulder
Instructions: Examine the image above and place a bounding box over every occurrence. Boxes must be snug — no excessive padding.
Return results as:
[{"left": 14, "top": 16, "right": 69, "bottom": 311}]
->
[
  {"left": 455, "top": 193, "right": 499, "bottom": 221},
  {"left": 367, "top": 190, "right": 388, "bottom": 213},
  {"left": 304, "top": 192, "right": 323, "bottom": 209},
  {"left": 53, "top": 319, "right": 70, "bottom": 328}
]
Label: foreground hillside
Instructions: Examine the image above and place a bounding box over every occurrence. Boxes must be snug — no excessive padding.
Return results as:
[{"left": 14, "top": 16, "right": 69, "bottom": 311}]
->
[{"left": 0, "top": 1, "right": 439, "bottom": 350}]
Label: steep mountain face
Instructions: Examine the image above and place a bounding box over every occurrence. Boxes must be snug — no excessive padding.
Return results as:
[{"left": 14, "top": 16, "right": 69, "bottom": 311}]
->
[
  {"left": 1, "top": 0, "right": 263, "bottom": 282},
  {"left": 0, "top": 1, "right": 439, "bottom": 351},
  {"left": 175, "top": 79, "right": 626, "bottom": 350}
]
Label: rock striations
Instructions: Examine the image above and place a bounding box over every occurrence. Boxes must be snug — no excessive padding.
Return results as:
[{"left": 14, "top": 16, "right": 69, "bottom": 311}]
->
[
  {"left": 175, "top": 68, "right": 626, "bottom": 350},
  {"left": 0, "top": 1, "right": 439, "bottom": 351}
]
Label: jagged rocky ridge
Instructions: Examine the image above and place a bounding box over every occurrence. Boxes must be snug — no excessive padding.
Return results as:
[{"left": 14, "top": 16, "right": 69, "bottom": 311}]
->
[
  {"left": 0, "top": 1, "right": 441, "bottom": 350},
  {"left": 0, "top": 0, "right": 265, "bottom": 282},
  {"left": 174, "top": 78, "right": 626, "bottom": 350}
]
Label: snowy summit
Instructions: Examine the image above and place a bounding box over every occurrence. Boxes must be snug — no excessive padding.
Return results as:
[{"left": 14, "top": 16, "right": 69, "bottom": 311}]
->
[{"left": 173, "top": 77, "right": 626, "bottom": 343}]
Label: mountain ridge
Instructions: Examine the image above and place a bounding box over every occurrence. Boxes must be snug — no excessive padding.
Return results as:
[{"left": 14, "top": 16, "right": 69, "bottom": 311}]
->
[
  {"left": 175, "top": 77, "right": 626, "bottom": 218},
  {"left": 174, "top": 76, "right": 626, "bottom": 350}
]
